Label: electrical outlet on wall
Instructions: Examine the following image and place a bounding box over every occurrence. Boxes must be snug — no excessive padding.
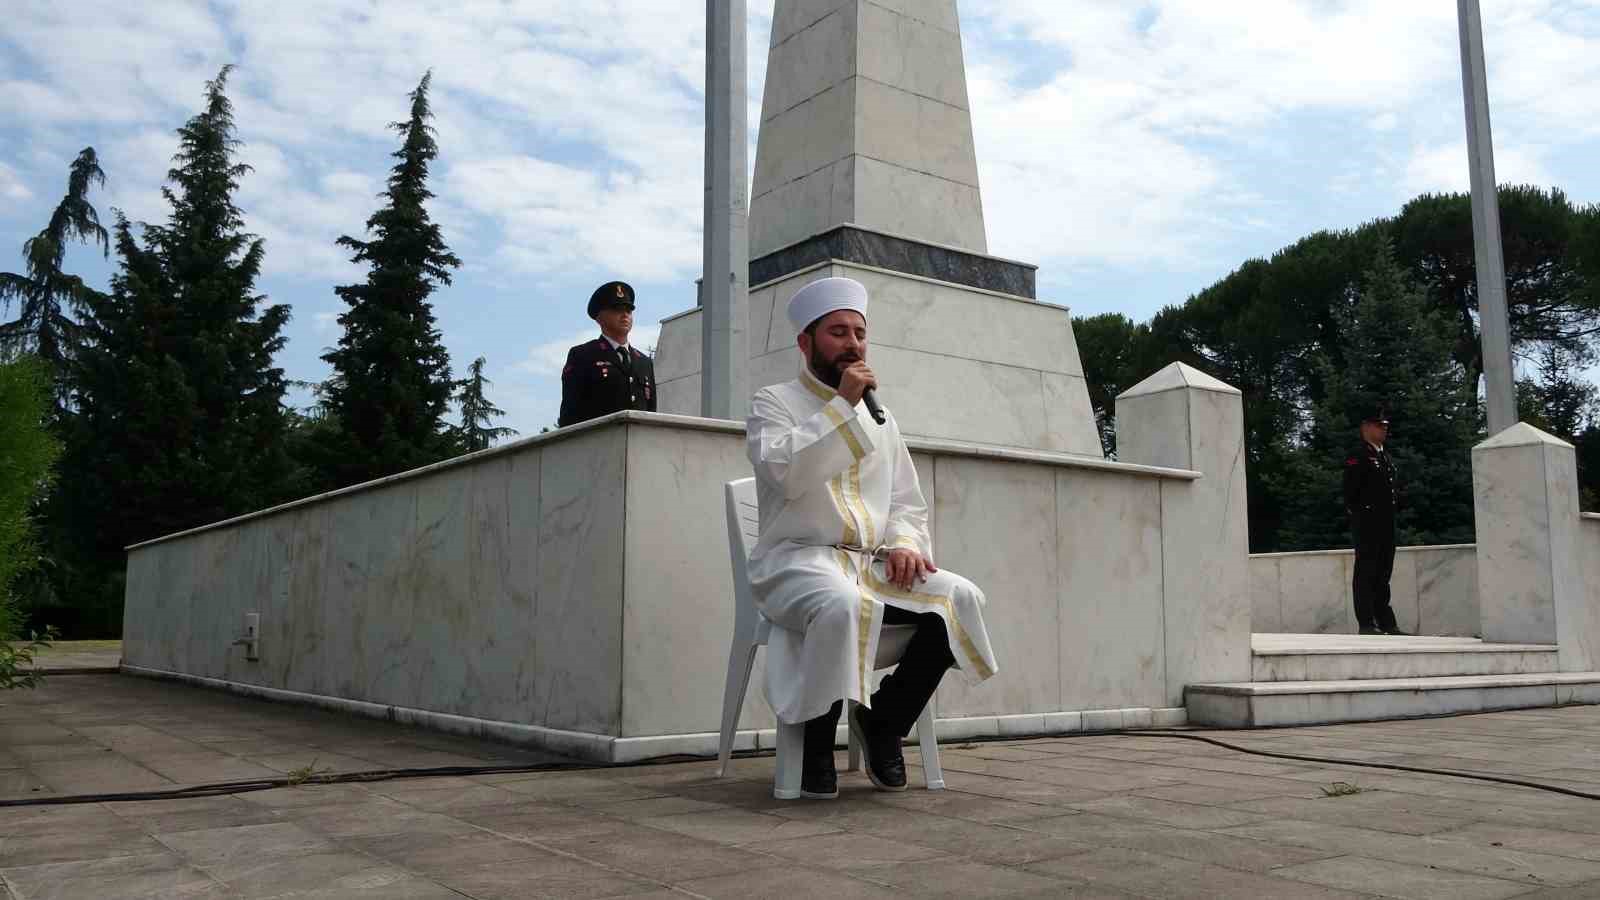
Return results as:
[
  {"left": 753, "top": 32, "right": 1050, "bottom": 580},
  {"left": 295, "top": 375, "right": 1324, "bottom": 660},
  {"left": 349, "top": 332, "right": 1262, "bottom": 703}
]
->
[{"left": 238, "top": 612, "right": 260, "bottom": 661}]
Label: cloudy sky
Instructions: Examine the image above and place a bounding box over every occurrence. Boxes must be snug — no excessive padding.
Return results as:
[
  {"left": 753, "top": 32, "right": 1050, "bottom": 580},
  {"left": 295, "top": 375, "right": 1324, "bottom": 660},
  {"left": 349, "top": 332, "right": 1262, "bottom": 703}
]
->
[{"left": 3, "top": 1, "right": 1598, "bottom": 435}]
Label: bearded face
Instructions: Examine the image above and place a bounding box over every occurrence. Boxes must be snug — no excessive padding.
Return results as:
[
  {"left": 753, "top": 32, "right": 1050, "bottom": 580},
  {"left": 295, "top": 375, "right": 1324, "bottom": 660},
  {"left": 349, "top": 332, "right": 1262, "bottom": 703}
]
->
[{"left": 803, "top": 310, "right": 867, "bottom": 388}]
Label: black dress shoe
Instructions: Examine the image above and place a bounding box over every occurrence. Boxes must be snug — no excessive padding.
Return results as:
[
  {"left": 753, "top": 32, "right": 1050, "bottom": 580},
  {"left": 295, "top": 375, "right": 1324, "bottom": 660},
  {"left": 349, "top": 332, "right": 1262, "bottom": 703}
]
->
[
  {"left": 848, "top": 704, "right": 908, "bottom": 792},
  {"left": 1358, "top": 626, "right": 1385, "bottom": 635},
  {"left": 1383, "top": 627, "right": 1412, "bottom": 636},
  {"left": 799, "top": 751, "right": 838, "bottom": 800}
]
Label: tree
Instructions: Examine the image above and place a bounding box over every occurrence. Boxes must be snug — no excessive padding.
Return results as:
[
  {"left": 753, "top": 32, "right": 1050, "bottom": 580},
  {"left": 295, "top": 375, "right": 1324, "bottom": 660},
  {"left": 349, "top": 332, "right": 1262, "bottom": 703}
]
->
[
  {"left": 0, "top": 148, "right": 109, "bottom": 414},
  {"left": 1074, "top": 313, "right": 1165, "bottom": 458},
  {"left": 1390, "top": 186, "right": 1600, "bottom": 389},
  {"left": 1277, "top": 243, "right": 1479, "bottom": 550},
  {"left": 58, "top": 66, "right": 291, "bottom": 631},
  {"left": 320, "top": 71, "right": 461, "bottom": 486},
  {"left": 1516, "top": 341, "right": 1599, "bottom": 441},
  {"left": 0, "top": 356, "right": 59, "bottom": 634},
  {"left": 453, "top": 356, "right": 518, "bottom": 453}
]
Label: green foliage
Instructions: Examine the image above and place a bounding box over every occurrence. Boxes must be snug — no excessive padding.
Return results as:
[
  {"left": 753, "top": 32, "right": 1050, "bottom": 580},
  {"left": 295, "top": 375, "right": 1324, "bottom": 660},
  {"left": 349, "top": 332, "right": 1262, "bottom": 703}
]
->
[
  {"left": 1075, "top": 186, "right": 1598, "bottom": 551},
  {"left": 0, "top": 627, "right": 59, "bottom": 691},
  {"left": 0, "top": 356, "right": 60, "bottom": 643},
  {"left": 1073, "top": 313, "right": 1158, "bottom": 458},
  {"left": 0, "top": 148, "right": 109, "bottom": 414},
  {"left": 57, "top": 66, "right": 291, "bottom": 622},
  {"left": 1306, "top": 243, "right": 1478, "bottom": 548},
  {"left": 319, "top": 71, "right": 461, "bottom": 487},
  {"left": 453, "top": 356, "right": 518, "bottom": 453},
  {"left": 1391, "top": 186, "right": 1599, "bottom": 386}
]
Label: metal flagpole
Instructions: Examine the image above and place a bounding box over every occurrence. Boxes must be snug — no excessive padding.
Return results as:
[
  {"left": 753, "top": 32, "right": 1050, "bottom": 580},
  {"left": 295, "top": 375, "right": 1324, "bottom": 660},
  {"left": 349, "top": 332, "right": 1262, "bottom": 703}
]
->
[
  {"left": 1457, "top": 0, "right": 1518, "bottom": 435},
  {"left": 702, "top": 0, "right": 751, "bottom": 421}
]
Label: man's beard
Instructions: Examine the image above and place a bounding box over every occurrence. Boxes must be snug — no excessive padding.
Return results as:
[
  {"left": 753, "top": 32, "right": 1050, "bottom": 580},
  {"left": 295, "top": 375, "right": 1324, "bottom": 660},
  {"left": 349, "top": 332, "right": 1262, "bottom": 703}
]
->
[{"left": 809, "top": 346, "right": 859, "bottom": 389}]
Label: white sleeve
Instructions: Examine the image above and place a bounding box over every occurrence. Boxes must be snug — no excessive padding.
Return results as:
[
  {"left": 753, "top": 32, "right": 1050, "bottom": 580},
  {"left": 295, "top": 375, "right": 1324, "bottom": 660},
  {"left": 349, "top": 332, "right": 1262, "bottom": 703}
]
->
[
  {"left": 746, "top": 389, "right": 875, "bottom": 501},
  {"left": 881, "top": 421, "right": 932, "bottom": 557}
]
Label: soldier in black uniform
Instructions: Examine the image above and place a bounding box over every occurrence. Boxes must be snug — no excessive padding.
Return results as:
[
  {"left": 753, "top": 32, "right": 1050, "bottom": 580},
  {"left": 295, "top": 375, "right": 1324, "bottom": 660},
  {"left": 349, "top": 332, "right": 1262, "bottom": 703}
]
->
[
  {"left": 558, "top": 281, "right": 657, "bottom": 428},
  {"left": 1343, "top": 407, "right": 1408, "bottom": 636}
]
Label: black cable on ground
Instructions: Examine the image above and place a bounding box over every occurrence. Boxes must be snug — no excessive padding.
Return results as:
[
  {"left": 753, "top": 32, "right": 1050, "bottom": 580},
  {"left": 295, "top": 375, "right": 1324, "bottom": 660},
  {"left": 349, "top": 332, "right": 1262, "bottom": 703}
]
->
[
  {"left": 1121, "top": 729, "right": 1600, "bottom": 802},
  {"left": 6, "top": 724, "right": 1597, "bottom": 809}
]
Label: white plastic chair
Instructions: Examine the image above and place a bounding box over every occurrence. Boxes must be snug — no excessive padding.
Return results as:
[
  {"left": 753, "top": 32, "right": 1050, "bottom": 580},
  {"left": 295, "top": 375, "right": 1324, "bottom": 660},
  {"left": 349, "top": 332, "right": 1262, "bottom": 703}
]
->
[{"left": 717, "top": 477, "right": 944, "bottom": 799}]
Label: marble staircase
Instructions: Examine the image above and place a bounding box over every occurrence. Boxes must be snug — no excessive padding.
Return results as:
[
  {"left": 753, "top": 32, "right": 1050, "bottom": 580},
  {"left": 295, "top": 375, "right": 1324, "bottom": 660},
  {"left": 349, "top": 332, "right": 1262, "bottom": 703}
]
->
[{"left": 1186, "top": 633, "right": 1600, "bottom": 727}]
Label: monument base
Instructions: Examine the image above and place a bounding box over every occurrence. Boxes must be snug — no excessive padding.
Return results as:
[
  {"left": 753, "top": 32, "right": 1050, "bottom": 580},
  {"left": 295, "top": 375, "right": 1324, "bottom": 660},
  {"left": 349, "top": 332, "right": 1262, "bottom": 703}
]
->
[
  {"left": 121, "top": 395, "right": 1240, "bottom": 763},
  {"left": 655, "top": 254, "right": 1104, "bottom": 457}
]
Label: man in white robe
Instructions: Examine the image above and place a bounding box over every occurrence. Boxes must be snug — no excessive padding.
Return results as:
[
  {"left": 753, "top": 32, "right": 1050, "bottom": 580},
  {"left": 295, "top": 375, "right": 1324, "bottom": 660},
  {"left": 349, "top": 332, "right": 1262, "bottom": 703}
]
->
[{"left": 746, "top": 276, "right": 999, "bottom": 799}]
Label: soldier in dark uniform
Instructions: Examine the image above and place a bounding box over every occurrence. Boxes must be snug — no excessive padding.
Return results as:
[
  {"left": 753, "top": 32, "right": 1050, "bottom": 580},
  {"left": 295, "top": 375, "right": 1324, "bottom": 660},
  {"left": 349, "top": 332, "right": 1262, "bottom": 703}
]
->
[
  {"left": 558, "top": 281, "right": 657, "bottom": 428},
  {"left": 1343, "top": 407, "right": 1408, "bottom": 636}
]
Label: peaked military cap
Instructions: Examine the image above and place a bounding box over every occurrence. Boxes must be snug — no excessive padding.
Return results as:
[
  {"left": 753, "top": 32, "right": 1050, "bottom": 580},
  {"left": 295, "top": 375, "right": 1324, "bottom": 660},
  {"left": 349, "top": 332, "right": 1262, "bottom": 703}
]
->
[
  {"left": 1359, "top": 405, "right": 1391, "bottom": 425},
  {"left": 588, "top": 281, "right": 636, "bottom": 319}
]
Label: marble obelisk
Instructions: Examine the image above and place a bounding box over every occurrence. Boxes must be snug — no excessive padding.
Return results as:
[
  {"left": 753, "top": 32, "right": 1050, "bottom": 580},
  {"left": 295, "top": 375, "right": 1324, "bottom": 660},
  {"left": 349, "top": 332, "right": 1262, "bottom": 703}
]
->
[{"left": 656, "top": 0, "right": 1101, "bottom": 457}]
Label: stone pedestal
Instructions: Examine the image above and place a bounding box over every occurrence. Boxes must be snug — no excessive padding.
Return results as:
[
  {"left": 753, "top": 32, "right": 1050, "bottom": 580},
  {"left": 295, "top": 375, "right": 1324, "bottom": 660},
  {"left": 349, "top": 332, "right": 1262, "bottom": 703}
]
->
[
  {"left": 1472, "top": 423, "right": 1593, "bottom": 668},
  {"left": 656, "top": 261, "right": 1103, "bottom": 457},
  {"left": 1115, "top": 363, "right": 1252, "bottom": 705}
]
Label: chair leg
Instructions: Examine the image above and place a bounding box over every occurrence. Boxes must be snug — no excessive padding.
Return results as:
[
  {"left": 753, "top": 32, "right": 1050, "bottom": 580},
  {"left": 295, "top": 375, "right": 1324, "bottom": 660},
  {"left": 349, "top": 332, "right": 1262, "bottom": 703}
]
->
[
  {"left": 774, "top": 721, "right": 806, "bottom": 800},
  {"left": 915, "top": 697, "right": 944, "bottom": 791},
  {"left": 845, "top": 700, "right": 861, "bottom": 772},
  {"left": 716, "top": 641, "right": 759, "bottom": 778}
]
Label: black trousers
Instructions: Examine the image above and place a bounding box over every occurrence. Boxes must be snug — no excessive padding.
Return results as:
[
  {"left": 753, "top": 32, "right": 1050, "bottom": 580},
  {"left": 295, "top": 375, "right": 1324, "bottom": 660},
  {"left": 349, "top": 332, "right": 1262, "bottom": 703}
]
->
[
  {"left": 1352, "top": 514, "right": 1398, "bottom": 631},
  {"left": 803, "top": 606, "right": 955, "bottom": 755}
]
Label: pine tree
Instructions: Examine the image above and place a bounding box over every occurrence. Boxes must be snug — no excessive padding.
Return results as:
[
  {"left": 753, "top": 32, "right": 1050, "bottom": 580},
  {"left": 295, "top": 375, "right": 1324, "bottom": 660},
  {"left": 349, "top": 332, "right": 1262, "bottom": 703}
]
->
[
  {"left": 1276, "top": 242, "right": 1478, "bottom": 549},
  {"left": 60, "top": 66, "right": 290, "bottom": 623},
  {"left": 0, "top": 148, "right": 109, "bottom": 414},
  {"left": 320, "top": 71, "right": 461, "bottom": 486},
  {"left": 453, "top": 356, "right": 518, "bottom": 453}
]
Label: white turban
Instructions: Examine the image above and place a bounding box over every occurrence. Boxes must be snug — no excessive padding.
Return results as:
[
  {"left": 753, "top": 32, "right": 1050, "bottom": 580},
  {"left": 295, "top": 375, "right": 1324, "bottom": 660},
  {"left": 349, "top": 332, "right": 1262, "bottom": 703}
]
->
[{"left": 786, "top": 276, "right": 869, "bottom": 335}]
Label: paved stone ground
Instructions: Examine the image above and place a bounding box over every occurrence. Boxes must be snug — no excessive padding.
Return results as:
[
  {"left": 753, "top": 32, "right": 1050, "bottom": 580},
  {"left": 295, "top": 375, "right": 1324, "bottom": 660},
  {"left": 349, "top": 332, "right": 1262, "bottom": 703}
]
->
[{"left": 6, "top": 675, "right": 1600, "bottom": 899}]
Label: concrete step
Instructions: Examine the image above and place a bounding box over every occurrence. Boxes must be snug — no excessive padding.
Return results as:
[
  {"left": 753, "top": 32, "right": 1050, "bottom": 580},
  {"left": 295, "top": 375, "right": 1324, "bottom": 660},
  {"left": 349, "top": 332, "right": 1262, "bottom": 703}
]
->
[
  {"left": 1187, "top": 672, "right": 1600, "bottom": 728},
  {"left": 1251, "top": 634, "right": 1559, "bottom": 682}
]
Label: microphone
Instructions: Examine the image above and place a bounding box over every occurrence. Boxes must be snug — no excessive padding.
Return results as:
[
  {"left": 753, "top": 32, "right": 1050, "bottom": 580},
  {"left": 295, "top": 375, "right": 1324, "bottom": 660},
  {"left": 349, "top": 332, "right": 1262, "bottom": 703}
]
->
[{"left": 862, "top": 388, "right": 887, "bottom": 425}]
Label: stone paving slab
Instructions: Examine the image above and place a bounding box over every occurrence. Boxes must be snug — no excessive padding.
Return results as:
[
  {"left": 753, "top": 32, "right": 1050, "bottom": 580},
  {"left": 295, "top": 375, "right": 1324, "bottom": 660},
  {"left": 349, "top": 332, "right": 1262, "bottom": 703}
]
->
[{"left": 6, "top": 675, "right": 1600, "bottom": 898}]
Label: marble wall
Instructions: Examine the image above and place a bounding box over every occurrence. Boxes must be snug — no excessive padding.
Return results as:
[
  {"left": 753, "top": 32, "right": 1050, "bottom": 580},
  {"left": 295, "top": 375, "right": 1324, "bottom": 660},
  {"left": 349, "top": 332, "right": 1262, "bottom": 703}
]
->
[
  {"left": 1249, "top": 546, "right": 1480, "bottom": 638},
  {"left": 1581, "top": 517, "right": 1600, "bottom": 668},
  {"left": 124, "top": 411, "right": 1227, "bottom": 757},
  {"left": 124, "top": 425, "right": 630, "bottom": 737}
]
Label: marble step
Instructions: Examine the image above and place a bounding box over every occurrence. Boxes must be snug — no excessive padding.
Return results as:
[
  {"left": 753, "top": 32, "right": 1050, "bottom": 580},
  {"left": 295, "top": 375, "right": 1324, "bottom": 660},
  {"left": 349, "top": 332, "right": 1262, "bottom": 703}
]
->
[
  {"left": 1251, "top": 634, "right": 1559, "bottom": 682},
  {"left": 1186, "top": 671, "right": 1600, "bottom": 728}
]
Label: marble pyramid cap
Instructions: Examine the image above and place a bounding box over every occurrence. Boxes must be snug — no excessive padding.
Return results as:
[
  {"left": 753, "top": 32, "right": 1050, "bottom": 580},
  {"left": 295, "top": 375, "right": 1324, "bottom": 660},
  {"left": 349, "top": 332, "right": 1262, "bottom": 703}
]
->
[{"left": 787, "top": 276, "right": 869, "bottom": 335}]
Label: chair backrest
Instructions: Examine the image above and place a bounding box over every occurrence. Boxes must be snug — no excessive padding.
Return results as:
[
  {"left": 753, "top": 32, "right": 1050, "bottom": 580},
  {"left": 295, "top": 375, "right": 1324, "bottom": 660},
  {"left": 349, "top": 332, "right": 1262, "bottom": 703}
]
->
[{"left": 725, "top": 478, "right": 770, "bottom": 646}]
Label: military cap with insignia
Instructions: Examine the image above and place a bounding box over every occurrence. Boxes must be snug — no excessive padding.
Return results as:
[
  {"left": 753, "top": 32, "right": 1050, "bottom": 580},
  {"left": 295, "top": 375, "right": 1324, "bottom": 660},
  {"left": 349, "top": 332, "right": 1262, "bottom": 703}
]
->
[
  {"left": 1360, "top": 405, "right": 1391, "bottom": 426},
  {"left": 588, "top": 281, "right": 637, "bottom": 319}
]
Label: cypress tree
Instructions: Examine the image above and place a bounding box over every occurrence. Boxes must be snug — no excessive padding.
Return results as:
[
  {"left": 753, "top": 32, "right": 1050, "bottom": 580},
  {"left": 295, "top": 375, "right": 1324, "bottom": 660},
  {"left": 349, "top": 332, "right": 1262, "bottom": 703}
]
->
[
  {"left": 320, "top": 71, "right": 460, "bottom": 486},
  {"left": 453, "top": 356, "right": 518, "bottom": 453}
]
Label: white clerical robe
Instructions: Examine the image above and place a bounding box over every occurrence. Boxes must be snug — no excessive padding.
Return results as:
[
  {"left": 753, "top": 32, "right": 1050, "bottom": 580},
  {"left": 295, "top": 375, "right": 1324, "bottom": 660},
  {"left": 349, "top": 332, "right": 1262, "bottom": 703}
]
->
[{"left": 745, "top": 367, "right": 999, "bottom": 726}]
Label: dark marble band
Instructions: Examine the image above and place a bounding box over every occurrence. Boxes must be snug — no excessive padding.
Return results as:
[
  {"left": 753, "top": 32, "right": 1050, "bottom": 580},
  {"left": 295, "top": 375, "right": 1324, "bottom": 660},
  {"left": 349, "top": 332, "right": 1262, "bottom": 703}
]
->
[{"left": 748, "top": 226, "right": 1037, "bottom": 299}]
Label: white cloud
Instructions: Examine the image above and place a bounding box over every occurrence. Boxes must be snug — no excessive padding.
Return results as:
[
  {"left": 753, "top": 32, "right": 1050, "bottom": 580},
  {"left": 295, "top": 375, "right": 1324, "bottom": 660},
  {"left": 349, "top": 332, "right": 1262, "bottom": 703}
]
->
[
  {"left": 0, "top": 162, "right": 32, "bottom": 201},
  {"left": 515, "top": 322, "right": 662, "bottom": 378},
  {"left": 1402, "top": 141, "right": 1555, "bottom": 196},
  {"left": 962, "top": 0, "right": 1600, "bottom": 268}
]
